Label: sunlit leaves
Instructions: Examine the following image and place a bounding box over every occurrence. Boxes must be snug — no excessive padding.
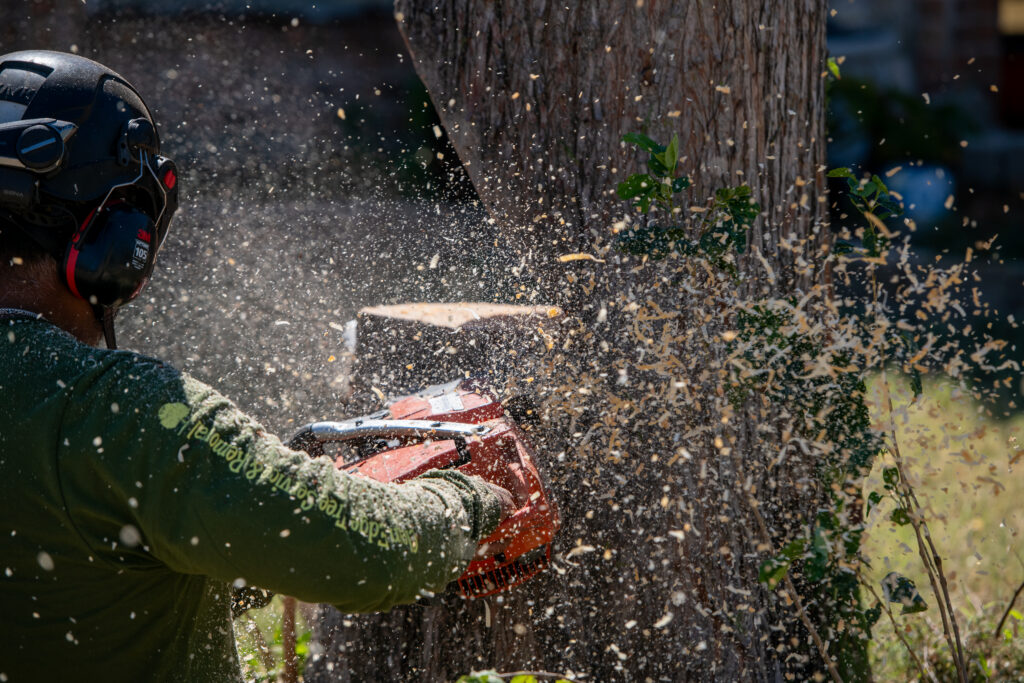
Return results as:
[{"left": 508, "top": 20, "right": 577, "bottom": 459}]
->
[{"left": 826, "top": 56, "right": 842, "bottom": 81}]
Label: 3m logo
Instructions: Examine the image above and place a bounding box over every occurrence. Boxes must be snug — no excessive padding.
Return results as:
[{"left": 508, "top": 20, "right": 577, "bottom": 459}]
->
[{"left": 158, "top": 402, "right": 190, "bottom": 430}]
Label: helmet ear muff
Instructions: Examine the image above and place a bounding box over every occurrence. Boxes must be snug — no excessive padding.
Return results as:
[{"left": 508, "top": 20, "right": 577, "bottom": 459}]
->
[{"left": 62, "top": 202, "right": 158, "bottom": 308}]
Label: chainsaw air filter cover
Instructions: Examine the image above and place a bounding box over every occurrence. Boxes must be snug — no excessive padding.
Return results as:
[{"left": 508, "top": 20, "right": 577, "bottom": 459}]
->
[{"left": 290, "top": 377, "right": 560, "bottom": 599}]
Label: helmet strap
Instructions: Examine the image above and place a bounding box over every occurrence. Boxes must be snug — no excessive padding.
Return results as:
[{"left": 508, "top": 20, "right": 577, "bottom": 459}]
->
[{"left": 95, "top": 304, "right": 117, "bottom": 350}]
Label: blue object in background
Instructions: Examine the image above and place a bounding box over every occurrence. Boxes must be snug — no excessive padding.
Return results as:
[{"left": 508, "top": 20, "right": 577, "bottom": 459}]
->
[{"left": 882, "top": 163, "right": 955, "bottom": 229}]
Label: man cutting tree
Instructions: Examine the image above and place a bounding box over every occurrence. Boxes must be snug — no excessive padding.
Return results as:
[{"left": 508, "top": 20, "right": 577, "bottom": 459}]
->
[{"left": 0, "top": 50, "right": 515, "bottom": 682}]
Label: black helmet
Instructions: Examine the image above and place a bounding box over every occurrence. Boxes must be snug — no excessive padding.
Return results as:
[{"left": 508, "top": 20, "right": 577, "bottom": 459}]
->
[{"left": 0, "top": 50, "right": 179, "bottom": 346}]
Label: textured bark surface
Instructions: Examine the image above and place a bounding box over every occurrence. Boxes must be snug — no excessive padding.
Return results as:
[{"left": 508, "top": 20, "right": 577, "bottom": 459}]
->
[
  {"left": 308, "top": 2, "right": 832, "bottom": 681},
  {"left": 392, "top": 0, "right": 827, "bottom": 282}
]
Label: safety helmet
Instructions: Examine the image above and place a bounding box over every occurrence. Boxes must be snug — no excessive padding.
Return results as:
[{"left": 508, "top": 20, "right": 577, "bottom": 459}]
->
[{"left": 0, "top": 50, "right": 178, "bottom": 347}]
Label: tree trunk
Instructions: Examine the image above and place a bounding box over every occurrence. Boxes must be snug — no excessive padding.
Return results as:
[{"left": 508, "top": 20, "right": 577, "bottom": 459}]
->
[{"left": 308, "top": 2, "right": 837, "bottom": 681}]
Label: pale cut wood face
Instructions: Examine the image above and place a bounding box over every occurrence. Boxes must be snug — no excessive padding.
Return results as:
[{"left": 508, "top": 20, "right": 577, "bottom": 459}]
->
[{"left": 359, "top": 302, "right": 562, "bottom": 329}]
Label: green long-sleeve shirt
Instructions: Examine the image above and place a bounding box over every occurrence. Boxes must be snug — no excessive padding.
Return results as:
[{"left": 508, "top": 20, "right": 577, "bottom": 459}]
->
[{"left": 0, "top": 312, "right": 501, "bottom": 682}]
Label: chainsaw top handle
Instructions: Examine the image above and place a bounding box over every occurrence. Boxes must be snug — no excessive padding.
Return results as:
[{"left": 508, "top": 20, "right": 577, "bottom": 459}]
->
[{"left": 287, "top": 419, "right": 490, "bottom": 457}]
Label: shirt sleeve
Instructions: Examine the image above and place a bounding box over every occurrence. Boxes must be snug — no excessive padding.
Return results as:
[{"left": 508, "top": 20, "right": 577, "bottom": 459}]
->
[{"left": 56, "top": 353, "right": 502, "bottom": 613}]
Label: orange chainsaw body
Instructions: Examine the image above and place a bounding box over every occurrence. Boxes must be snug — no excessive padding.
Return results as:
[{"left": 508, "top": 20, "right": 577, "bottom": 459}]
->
[{"left": 295, "top": 378, "right": 559, "bottom": 598}]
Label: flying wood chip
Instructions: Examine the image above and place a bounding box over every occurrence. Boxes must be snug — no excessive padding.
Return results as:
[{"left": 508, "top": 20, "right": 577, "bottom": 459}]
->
[{"left": 557, "top": 253, "right": 605, "bottom": 263}]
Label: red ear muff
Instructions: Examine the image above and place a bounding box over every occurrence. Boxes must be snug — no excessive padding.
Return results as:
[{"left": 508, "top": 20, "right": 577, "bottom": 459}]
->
[{"left": 62, "top": 202, "right": 159, "bottom": 308}]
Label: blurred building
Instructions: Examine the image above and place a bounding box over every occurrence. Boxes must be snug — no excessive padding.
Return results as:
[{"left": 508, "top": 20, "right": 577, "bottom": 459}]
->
[{"left": 828, "top": 0, "right": 1024, "bottom": 191}]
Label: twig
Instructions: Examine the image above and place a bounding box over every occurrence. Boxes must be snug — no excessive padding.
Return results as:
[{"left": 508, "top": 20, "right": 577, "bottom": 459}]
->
[
  {"left": 745, "top": 491, "right": 844, "bottom": 683},
  {"left": 783, "top": 572, "right": 844, "bottom": 683},
  {"left": 993, "top": 579, "right": 1024, "bottom": 638},
  {"left": 879, "top": 367, "right": 968, "bottom": 683},
  {"left": 242, "top": 612, "right": 278, "bottom": 672},
  {"left": 863, "top": 578, "right": 936, "bottom": 683},
  {"left": 869, "top": 261, "right": 968, "bottom": 683}
]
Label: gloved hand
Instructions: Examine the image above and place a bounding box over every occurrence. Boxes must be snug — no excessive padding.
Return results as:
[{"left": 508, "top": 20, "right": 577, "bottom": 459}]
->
[{"left": 485, "top": 481, "right": 516, "bottom": 522}]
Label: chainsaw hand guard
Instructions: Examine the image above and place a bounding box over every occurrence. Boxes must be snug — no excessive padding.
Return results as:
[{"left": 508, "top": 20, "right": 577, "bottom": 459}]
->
[{"left": 289, "top": 377, "right": 560, "bottom": 599}]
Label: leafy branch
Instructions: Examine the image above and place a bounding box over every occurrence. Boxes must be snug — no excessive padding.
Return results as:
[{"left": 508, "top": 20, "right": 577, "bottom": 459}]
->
[
  {"left": 827, "top": 167, "right": 900, "bottom": 258},
  {"left": 615, "top": 132, "right": 759, "bottom": 274},
  {"left": 832, "top": 164, "right": 968, "bottom": 682}
]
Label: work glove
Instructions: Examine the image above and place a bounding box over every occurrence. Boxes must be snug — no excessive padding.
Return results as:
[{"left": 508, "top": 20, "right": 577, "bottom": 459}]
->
[{"left": 485, "top": 481, "right": 517, "bottom": 522}]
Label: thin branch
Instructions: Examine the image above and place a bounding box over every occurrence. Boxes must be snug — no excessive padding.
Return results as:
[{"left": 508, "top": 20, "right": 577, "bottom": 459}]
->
[
  {"left": 879, "top": 366, "right": 968, "bottom": 683},
  {"left": 993, "top": 579, "right": 1024, "bottom": 638},
  {"left": 863, "top": 579, "right": 936, "bottom": 683},
  {"left": 745, "top": 493, "right": 845, "bottom": 683},
  {"left": 783, "top": 572, "right": 845, "bottom": 683},
  {"left": 240, "top": 612, "right": 277, "bottom": 673}
]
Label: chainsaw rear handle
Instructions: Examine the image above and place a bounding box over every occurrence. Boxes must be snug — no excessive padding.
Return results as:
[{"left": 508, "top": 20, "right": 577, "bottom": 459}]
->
[{"left": 288, "top": 419, "right": 490, "bottom": 456}]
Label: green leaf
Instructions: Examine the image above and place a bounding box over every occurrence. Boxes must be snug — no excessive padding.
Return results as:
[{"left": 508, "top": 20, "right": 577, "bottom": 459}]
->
[
  {"left": 758, "top": 555, "right": 791, "bottom": 588},
  {"left": 615, "top": 225, "right": 677, "bottom": 259},
  {"left": 864, "top": 602, "right": 882, "bottom": 628},
  {"left": 1010, "top": 608, "right": 1023, "bottom": 621},
  {"left": 661, "top": 134, "right": 679, "bottom": 175},
  {"left": 647, "top": 154, "right": 669, "bottom": 178},
  {"left": 671, "top": 175, "right": 691, "bottom": 192},
  {"left": 805, "top": 528, "right": 830, "bottom": 582},
  {"left": 827, "top": 167, "right": 857, "bottom": 180},
  {"left": 909, "top": 366, "right": 923, "bottom": 398},
  {"left": 881, "top": 572, "right": 928, "bottom": 614},
  {"left": 834, "top": 239, "right": 855, "bottom": 255},
  {"left": 890, "top": 508, "right": 912, "bottom": 526},
  {"left": 456, "top": 672, "right": 505, "bottom": 683},
  {"left": 617, "top": 173, "right": 653, "bottom": 200},
  {"left": 621, "top": 132, "right": 660, "bottom": 153},
  {"left": 510, "top": 676, "right": 538, "bottom": 683},
  {"left": 882, "top": 466, "right": 899, "bottom": 488},
  {"left": 866, "top": 491, "right": 883, "bottom": 516},
  {"left": 875, "top": 192, "right": 902, "bottom": 219},
  {"left": 827, "top": 56, "right": 841, "bottom": 80},
  {"left": 780, "top": 539, "right": 806, "bottom": 561}
]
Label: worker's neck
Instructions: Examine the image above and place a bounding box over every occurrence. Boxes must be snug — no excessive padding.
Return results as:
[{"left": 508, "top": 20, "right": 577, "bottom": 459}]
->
[{"left": 0, "top": 259, "right": 103, "bottom": 346}]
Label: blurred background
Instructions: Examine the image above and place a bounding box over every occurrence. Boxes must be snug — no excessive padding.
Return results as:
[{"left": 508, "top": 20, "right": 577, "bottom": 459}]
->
[{"left": 827, "top": 0, "right": 1024, "bottom": 412}]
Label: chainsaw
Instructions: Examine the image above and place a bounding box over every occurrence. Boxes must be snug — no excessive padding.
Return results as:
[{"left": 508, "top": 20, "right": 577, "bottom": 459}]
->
[{"left": 288, "top": 377, "right": 560, "bottom": 599}]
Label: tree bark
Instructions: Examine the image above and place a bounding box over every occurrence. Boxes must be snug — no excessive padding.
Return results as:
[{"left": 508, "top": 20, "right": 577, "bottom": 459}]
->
[
  {"left": 391, "top": 0, "right": 827, "bottom": 290},
  {"left": 308, "top": 2, "right": 835, "bottom": 681}
]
